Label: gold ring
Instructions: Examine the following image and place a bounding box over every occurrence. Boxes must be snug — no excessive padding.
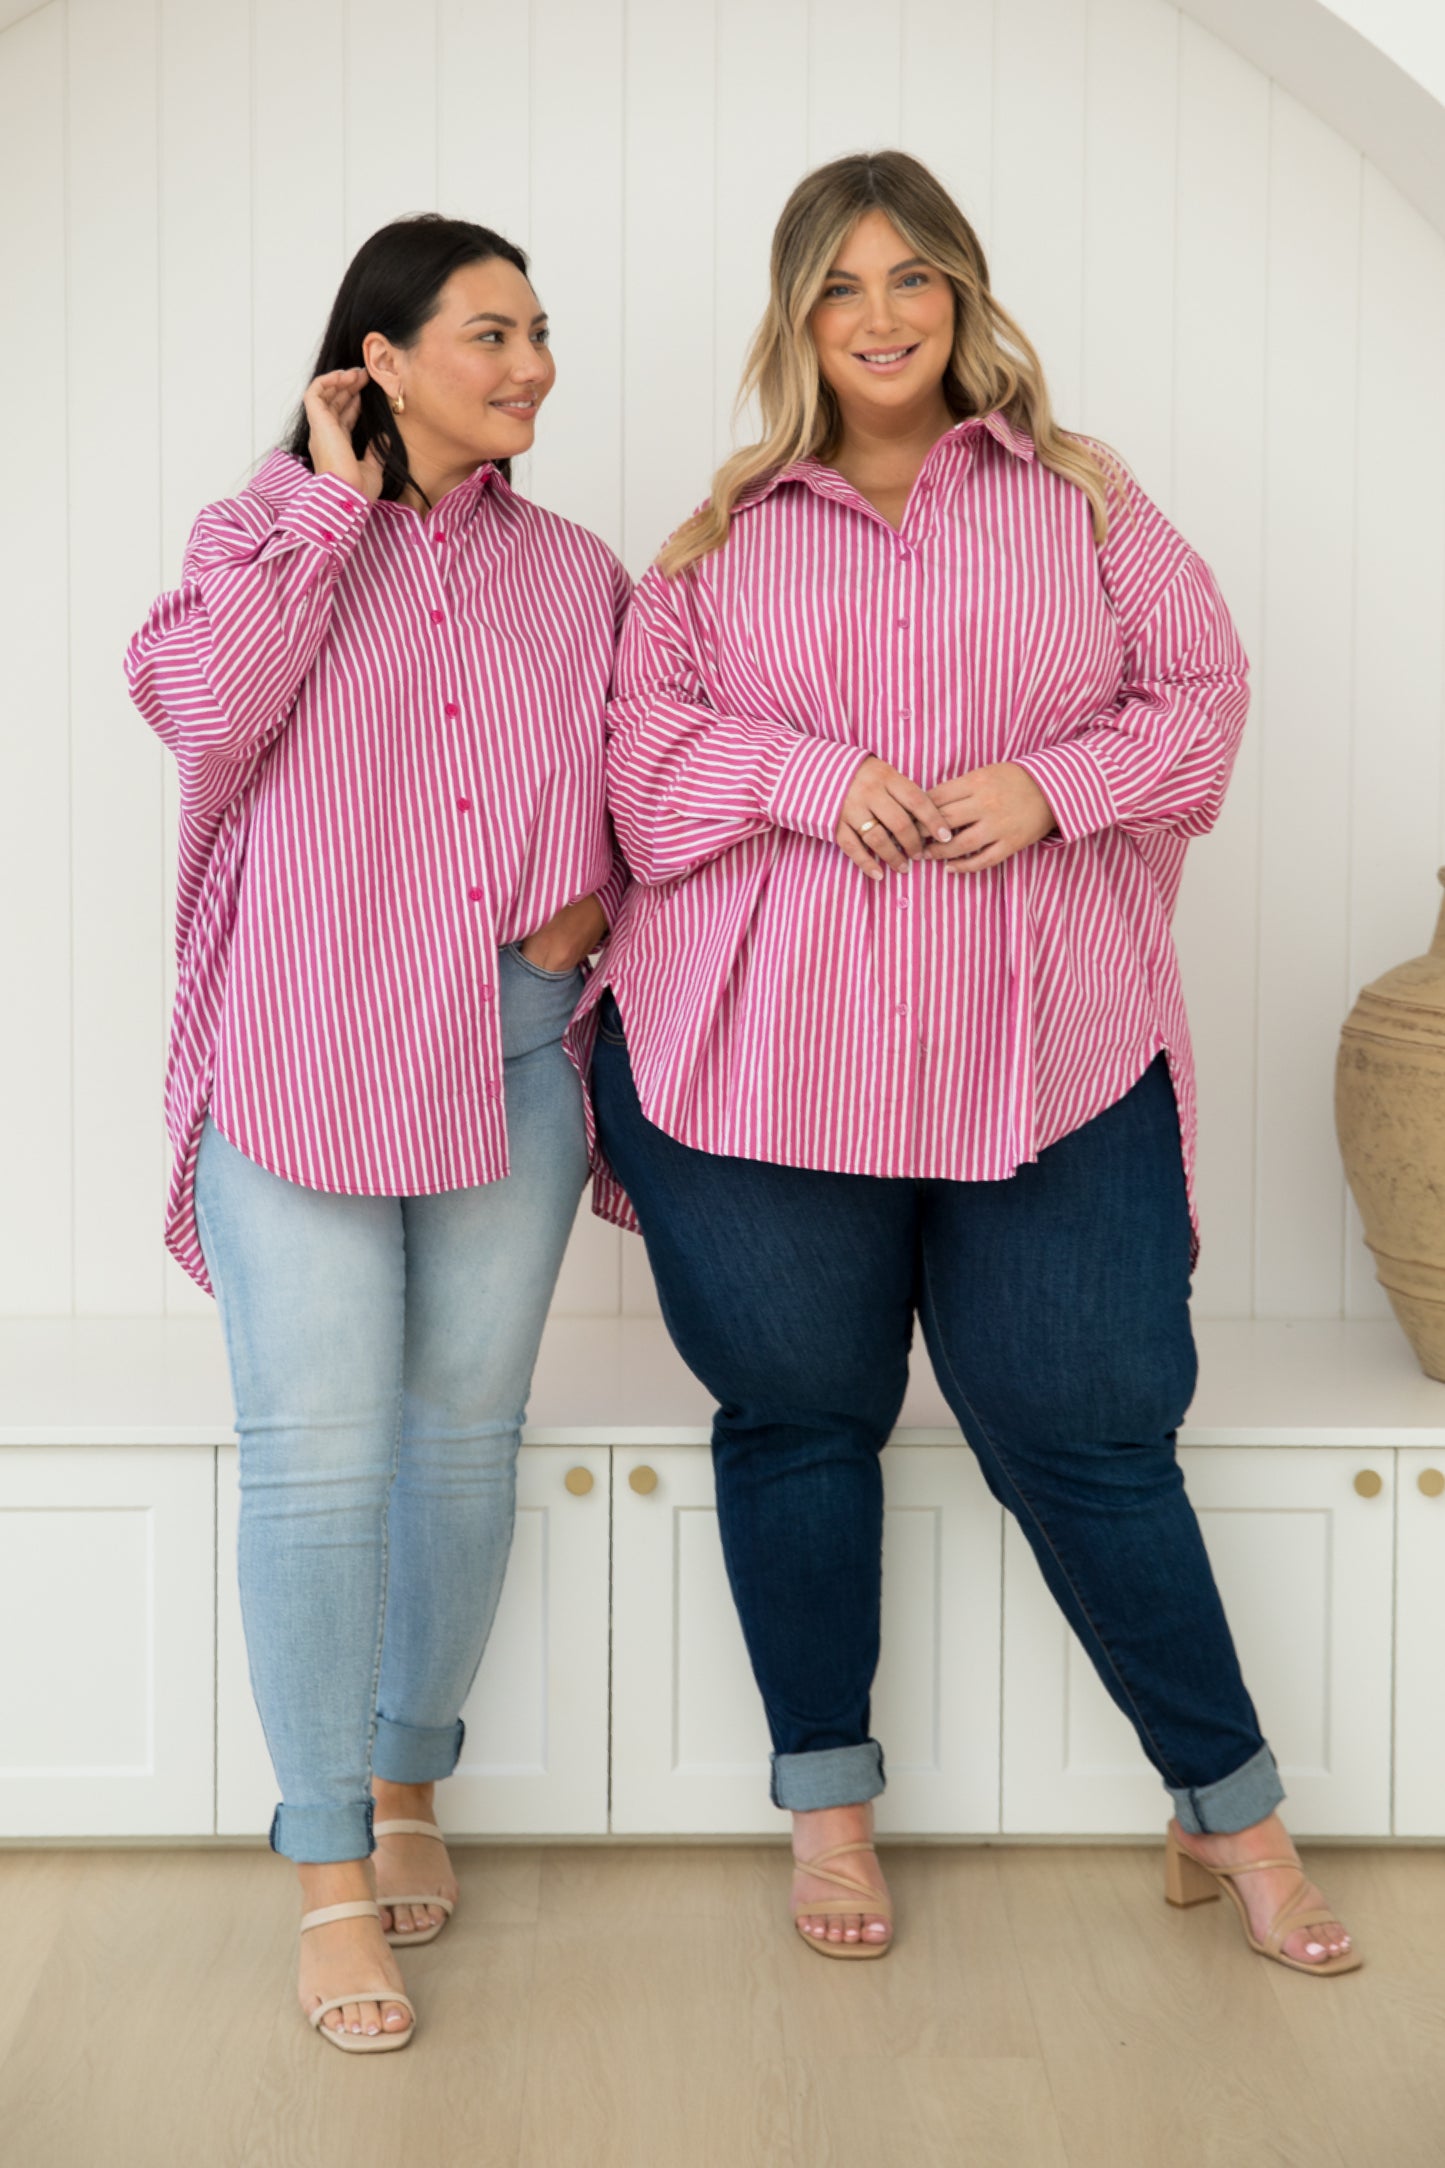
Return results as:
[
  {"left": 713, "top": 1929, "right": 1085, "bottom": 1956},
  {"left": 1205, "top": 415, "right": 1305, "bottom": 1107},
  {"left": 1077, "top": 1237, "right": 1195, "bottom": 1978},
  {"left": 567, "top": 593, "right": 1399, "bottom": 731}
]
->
[{"left": 858, "top": 819, "right": 877, "bottom": 834}]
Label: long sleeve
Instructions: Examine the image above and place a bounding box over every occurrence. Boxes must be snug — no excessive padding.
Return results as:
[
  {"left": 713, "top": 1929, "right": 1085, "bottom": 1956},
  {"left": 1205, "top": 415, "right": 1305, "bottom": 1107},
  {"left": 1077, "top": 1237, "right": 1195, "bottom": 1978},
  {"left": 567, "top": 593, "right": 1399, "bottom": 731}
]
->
[
  {"left": 129, "top": 455, "right": 627, "bottom": 1293},
  {"left": 605, "top": 564, "right": 868, "bottom": 885},
  {"left": 593, "top": 556, "right": 636, "bottom": 926},
  {"left": 124, "top": 469, "right": 373, "bottom": 799},
  {"left": 1014, "top": 483, "right": 1249, "bottom": 848}
]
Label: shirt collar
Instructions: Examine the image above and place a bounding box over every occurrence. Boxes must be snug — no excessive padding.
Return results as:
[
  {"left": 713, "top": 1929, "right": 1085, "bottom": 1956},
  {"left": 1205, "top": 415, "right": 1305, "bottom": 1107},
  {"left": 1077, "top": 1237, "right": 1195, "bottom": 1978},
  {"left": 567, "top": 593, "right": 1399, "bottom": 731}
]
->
[
  {"left": 250, "top": 448, "right": 506, "bottom": 528},
  {"left": 736, "top": 407, "right": 1035, "bottom": 513}
]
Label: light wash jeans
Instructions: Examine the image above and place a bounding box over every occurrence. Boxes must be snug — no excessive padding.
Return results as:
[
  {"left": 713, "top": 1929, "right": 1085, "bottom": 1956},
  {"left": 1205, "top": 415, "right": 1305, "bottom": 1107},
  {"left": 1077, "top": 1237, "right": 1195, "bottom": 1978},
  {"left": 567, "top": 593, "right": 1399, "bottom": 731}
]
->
[{"left": 195, "top": 944, "right": 589, "bottom": 1864}]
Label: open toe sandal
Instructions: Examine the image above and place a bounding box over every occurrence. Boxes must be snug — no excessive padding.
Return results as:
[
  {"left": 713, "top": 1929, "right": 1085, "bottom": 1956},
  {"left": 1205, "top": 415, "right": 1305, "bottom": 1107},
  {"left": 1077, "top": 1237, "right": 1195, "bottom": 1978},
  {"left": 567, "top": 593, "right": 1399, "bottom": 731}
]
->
[
  {"left": 1164, "top": 1824, "right": 1361, "bottom": 1977},
  {"left": 301, "top": 1898, "right": 417, "bottom": 2052},
  {"left": 791, "top": 1839, "right": 894, "bottom": 1961},
  {"left": 374, "top": 1818, "right": 457, "bottom": 1947}
]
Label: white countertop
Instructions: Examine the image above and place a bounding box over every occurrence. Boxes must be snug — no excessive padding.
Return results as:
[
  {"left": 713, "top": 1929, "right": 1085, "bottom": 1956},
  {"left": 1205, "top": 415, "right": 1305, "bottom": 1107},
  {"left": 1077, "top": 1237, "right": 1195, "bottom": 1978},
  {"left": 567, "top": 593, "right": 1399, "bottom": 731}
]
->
[{"left": 0, "top": 1315, "right": 1442, "bottom": 1447}]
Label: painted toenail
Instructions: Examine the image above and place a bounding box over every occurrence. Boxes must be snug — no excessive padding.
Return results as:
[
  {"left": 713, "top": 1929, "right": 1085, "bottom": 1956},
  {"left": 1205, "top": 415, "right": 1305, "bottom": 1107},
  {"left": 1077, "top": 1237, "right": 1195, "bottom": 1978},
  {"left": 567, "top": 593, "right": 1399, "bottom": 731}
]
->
[{"left": 1305, "top": 1942, "right": 1324, "bottom": 1956}]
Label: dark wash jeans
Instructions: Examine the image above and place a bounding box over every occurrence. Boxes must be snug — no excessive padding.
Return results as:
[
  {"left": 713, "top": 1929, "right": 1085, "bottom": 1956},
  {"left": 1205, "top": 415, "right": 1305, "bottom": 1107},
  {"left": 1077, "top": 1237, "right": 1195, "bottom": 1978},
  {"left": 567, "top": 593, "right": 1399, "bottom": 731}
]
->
[{"left": 592, "top": 991, "right": 1284, "bottom": 1837}]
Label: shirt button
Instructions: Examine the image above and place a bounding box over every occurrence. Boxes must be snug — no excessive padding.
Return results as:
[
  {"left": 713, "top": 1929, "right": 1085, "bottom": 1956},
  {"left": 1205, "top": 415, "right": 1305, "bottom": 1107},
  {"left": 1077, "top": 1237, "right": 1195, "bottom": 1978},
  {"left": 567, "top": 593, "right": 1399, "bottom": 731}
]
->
[
  {"left": 900, "top": 709, "right": 912, "bottom": 722},
  {"left": 468, "top": 885, "right": 484, "bottom": 902},
  {"left": 895, "top": 1002, "right": 909, "bottom": 1016},
  {"left": 319, "top": 529, "right": 335, "bottom": 545},
  {"left": 479, "top": 983, "right": 495, "bottom": 1003},
  {"left": 444, "top": 702, "right": 459, "bottom": 718},
  {"left": 485, "top": 1080, "right": 502, "bottom": 1100},
  {"left": 430, "top": 607, "right": 445, "bottom": 624},
  {"left": 896, "top": 616, "right": 910, "bottom": 629},
  {"left": 456, "top": 797, "right": 472, "bottom": 814},
  {"left": 897, "top": 893, "right": 910, "bottom": 909}
]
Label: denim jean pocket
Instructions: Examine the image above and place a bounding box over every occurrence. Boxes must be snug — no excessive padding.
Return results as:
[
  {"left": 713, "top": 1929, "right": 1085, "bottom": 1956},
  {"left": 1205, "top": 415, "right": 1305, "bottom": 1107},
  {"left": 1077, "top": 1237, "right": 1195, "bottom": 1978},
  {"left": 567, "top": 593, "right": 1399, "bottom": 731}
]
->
[{"left": 505, "top": 940, "right": 582, "bottom": 986}]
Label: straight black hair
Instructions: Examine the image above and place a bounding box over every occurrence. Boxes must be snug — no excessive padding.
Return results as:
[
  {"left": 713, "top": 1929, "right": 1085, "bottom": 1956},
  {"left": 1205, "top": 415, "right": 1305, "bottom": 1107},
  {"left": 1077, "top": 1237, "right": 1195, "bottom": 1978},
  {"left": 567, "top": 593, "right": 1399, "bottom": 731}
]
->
[{"left": 284, "top": 213, "right": 532, "bottom": 504}]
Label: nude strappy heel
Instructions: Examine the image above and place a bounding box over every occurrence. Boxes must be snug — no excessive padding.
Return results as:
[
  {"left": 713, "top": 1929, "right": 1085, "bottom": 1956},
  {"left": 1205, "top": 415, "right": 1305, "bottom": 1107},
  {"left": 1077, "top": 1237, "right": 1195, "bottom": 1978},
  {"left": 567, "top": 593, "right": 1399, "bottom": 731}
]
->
[
  {"left": 373, "top": 1818, "right": 457, "bottom": 1947},
  {"left": 300, "top": 1899, "right": 417, "bottom": 2052},
  {"left": 1163, "top": 1824, "right": 1361, "bottom": 1977},
  {"left": 791, "top": 1839, "right": 894, "bottom": 1960}
]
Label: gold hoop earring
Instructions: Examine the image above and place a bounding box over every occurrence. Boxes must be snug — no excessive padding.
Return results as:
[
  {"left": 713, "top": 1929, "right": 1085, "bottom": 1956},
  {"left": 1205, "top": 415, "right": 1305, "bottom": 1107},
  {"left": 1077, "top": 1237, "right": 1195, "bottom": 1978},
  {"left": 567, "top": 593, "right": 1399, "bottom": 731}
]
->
[{"left": 390, "top": 389, "right": 405, "bottom": 416}]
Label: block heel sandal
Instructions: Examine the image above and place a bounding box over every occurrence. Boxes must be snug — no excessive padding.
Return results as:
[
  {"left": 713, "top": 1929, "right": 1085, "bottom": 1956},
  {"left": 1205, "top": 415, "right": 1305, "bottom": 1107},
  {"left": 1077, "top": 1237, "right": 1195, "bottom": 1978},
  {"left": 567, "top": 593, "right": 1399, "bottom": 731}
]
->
[
  {"left": 1163, "top": 1824, "right": 1361, "bottom": 1977},
  {"left": 374, "top": 1818, "right": 457, "bottom": 1947},
  {"left": 301, "top": 1899, "right": 416, "bottom": 2052},
  {"left": 791, "top": 1840, "right": 894, "bottom": 1961}
]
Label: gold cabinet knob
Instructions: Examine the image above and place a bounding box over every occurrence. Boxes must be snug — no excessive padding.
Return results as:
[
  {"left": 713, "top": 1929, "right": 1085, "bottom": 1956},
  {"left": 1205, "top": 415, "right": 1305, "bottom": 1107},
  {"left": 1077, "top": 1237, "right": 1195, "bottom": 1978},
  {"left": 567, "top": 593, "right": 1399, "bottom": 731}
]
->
[
  {"left": 1419, "top": 1468, "right": 1445, "bottom": 1498},
  {"left": 1353, "top": 1469, "right": 1383, "bottom": 1498},
  {"left": 564, "top": 1467, "right": 594, "bottom": 1496},
  {"left": 628, "top": 1465, "right": 659, "bottom": 1495}
]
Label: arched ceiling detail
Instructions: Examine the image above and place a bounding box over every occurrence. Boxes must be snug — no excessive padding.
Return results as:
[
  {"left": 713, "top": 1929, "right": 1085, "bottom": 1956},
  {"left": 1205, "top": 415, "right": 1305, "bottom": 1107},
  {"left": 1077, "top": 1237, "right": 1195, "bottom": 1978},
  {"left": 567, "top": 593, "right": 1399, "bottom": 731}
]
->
[{"left": 1183, "top": 0, "right": 1445, "bottom": 234}]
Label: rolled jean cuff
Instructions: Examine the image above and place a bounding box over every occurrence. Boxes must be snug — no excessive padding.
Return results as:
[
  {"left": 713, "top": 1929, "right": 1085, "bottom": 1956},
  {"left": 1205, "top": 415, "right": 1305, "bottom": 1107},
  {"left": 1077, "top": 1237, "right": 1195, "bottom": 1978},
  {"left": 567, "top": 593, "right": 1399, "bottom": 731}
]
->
[
  {"left": 270, "top": 1797, "right": 375, "bottom": 1863},
  {"left": 769, "top": 1739, "right": 886, "bottom": 1811},
  {"left": 1168, "top": 1741, "right": 1285, "bottom": 1835},
  {"left": 371, "top": 1713, "right": 466, "bottom": 1785}
]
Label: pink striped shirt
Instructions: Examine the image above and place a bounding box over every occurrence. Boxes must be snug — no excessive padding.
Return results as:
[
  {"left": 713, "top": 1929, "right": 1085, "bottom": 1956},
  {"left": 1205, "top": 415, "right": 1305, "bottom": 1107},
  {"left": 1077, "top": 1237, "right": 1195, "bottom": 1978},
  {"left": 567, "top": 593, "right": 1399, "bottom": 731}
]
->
[
  {"left": 579, "top": 410, "right": 1248, "bottom": 1254},
  {"left": 126, "top": 450, "right": 629, "bottom": 1292}
]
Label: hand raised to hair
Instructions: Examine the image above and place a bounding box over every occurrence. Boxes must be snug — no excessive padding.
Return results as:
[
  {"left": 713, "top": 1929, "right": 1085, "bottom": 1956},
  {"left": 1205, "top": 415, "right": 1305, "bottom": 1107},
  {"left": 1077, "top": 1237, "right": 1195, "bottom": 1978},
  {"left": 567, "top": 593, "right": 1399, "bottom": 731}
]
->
[{"left": 302, "top": 368, "right": 386, "bottom": 502}]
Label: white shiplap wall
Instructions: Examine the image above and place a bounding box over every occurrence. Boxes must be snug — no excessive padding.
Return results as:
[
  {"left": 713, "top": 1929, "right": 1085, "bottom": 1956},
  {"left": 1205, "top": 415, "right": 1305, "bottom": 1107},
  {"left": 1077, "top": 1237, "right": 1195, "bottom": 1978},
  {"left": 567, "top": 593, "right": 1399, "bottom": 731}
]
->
[{"left": 2, "top": 0, "right": 1443, "bottom": 1324}]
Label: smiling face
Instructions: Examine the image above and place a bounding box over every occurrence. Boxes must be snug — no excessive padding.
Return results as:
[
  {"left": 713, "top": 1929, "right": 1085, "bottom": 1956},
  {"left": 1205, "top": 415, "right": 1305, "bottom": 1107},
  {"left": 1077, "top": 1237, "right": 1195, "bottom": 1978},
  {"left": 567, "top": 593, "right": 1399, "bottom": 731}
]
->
[
  {"left": 364, "top": 255, "right": 556, "bottom": 484},
  {"left": 807, "top": 208, "right": 956, "bottom": 437}
]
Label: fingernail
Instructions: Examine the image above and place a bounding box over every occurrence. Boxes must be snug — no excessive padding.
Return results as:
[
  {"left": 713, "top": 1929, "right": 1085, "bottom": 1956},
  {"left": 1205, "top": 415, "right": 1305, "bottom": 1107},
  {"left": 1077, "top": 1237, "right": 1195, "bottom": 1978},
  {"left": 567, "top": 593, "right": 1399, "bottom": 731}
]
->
[{"left": 938, "top": 828, "right": 952, "bottom": 840}]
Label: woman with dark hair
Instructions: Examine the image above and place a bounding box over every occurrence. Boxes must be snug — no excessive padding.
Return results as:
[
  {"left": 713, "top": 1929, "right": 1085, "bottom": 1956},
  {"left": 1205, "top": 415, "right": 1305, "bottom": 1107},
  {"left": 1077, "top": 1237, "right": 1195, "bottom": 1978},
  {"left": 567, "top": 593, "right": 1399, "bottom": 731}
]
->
[
  {"left": 581, "top": 151, "right": 1357, "bottom": 1977},
  {"left": 126, "top": 216, "right": 628, "bottom": 2053}
]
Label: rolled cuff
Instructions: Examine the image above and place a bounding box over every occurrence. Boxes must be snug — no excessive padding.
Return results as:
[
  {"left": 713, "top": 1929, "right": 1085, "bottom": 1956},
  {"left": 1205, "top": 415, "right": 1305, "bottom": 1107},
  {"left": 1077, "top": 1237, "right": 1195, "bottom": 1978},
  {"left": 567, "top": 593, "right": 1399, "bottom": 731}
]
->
[
  {"left": 1167, "top": 1740, "right": 1285, "bottom": 1835},
  {"left": 270, "top": 1796, "right": 376, "bottom": 1863},
  {"left": 764, "top": 735, "right": 872, "bottom": 843},
  {"left": 769, "top": 1738, "right": 886, "bottom": 1811},
  {"left": 372, "top": 1712, "right": 466, "bottom": 1785}
]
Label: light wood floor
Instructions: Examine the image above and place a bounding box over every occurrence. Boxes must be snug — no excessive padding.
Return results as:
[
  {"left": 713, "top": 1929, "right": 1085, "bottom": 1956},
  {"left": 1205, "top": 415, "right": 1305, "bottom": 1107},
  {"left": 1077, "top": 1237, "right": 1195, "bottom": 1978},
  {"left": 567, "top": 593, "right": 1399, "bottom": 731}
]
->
[{"left": 1, "top": 1840, "right": 1441, "bottom": 2166}]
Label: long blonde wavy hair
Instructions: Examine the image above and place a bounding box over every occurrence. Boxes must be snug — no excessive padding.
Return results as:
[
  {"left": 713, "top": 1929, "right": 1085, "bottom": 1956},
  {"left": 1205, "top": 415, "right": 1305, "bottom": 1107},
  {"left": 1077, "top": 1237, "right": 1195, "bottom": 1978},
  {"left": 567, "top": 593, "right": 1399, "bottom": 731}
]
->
[{"left": 659, "top": 149, "right": 1120, "bottom": 578}]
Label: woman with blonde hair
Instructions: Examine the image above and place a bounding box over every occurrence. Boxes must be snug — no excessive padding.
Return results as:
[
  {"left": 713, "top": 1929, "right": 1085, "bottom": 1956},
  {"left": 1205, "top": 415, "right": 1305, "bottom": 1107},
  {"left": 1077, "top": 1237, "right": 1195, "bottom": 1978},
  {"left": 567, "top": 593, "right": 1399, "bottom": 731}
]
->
[{"left": 579, "top": 150, "right": 1357, "bottom": 1975}]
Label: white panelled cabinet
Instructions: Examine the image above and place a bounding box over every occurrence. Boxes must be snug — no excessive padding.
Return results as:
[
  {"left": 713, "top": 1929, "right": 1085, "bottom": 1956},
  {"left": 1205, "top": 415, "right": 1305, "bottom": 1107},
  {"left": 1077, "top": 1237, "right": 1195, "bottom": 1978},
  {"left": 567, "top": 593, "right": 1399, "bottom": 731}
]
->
[
  {"left": 6, "top": 1320, "right": 1445, "bottom": 1845},
  {"left": 0, "top": 1446, "right": 214, "bottom": 1838},
  {"left": 610, "top": 1444, "right": 1003, "bottom": 1835},
  {"left": 1392, "top": 1449, "right": 1445, "bottom": 1836},
  {"left": 1001, "top": 1448, "right": 1397, "bottom": 1837},
  {"left": 217, "top": 1444, "right": 611, "bottom": 1837}
]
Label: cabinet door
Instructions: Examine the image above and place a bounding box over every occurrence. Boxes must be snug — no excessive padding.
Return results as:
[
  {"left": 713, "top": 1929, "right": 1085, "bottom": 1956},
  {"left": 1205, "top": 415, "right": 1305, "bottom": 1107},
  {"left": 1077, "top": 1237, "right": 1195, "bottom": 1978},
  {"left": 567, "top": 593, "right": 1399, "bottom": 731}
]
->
[
  {"left": 216, "top": 1443, "right": 610, "bottom": 1836},
  {"left": 0, "top": 1445, "right": 215, "bottom": 1837},
  {"left": 1000, "top": 1447, "right": 1395, "bottom": 1836},
  {"left": 1394, "top": 1448, "right": 1445, "bottom": 1835},
  {"left": 610, "top": 1443, "right": 1003, "bottom": 1835}
]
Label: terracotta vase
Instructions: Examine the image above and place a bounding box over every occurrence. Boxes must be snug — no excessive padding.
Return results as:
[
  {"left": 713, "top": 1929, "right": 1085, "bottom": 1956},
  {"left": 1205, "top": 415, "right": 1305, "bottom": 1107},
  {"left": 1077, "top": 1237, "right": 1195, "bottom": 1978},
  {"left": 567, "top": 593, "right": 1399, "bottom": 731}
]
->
[{"left": 1337, "top": 868, "right": 1445, "bottom": 1381}]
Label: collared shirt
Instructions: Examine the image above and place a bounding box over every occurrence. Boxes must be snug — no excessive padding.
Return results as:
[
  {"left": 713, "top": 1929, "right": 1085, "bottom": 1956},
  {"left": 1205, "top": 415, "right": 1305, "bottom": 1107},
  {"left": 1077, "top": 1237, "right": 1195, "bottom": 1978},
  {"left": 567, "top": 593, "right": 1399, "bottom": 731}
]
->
[
  {"left": 577, "top": 411, "right": 1248, "bottom": 1255},
  {"left": 126, "top": 450, "right": 629, "bottom": 1292}
]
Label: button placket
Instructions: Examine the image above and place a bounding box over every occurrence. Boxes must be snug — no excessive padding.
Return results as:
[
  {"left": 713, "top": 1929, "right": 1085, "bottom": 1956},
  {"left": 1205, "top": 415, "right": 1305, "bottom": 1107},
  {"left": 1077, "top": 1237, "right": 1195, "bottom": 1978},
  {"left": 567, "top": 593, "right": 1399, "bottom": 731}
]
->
[{"left": 891, "top": 537, "right": 923, "bottom": 1136}]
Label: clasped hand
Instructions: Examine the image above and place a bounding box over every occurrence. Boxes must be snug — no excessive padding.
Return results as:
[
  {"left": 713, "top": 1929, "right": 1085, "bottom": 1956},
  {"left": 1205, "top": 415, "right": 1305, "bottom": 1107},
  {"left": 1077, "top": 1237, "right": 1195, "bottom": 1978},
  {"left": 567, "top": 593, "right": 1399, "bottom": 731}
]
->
[{"left": 835, "top": 756, "right": 1056, "bottom": 879}]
